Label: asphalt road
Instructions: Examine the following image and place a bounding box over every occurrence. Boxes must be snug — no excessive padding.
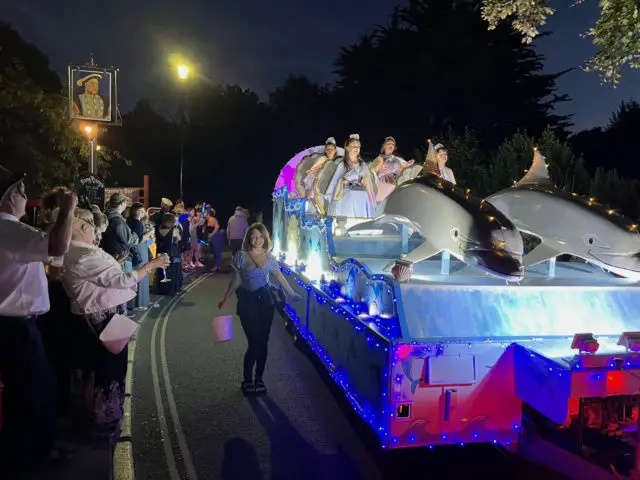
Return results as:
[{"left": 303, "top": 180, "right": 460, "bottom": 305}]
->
[{"left": 131, "top": 269, "right": 568, "bottom": 480}]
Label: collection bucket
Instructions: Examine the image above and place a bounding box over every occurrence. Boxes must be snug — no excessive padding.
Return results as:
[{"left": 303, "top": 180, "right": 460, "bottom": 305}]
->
[
  {"left": 212, "top": 315, "right": 234, "bottom": 343},
  {"left": 99, "top": 313, "right": 139, "bottom": 355}
]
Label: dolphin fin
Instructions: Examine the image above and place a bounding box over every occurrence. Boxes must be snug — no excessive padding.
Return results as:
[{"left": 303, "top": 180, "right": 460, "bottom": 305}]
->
[
  {"left": 347, "top": 218, "right": 398, "bottom": 236},
  {"left": 522, "top": 242, "right": 562, "bottom": 267},
  {"left": 516, "top": 148, "right": 554, "bottom": 187},
  {"left": 400, "top": 239, "right": 441, "bottom": 264},
  {"left": 347, "top": 214, "right": 416, "bottom": 236}
]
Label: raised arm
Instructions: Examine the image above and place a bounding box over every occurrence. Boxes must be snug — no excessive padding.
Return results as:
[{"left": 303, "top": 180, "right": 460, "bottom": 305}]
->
[{"left": 48, "top": 192, "right": 77, "bottom": 257}]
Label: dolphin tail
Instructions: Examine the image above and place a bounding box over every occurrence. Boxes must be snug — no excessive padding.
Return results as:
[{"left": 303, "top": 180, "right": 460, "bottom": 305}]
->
[
  {"left": 523, "top": 241, "right": 562, "bottom": 267},
  {"left": 516, "top": 148, "right": 554, "bottom": 187}
]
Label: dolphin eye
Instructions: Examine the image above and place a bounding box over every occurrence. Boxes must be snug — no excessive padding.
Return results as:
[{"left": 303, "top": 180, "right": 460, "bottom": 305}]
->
[{"left": 582, "top": 234, "right": 610, "bottom": 249}]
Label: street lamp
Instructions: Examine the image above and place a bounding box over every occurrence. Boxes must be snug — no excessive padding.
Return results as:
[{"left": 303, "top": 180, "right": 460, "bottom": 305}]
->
[
  {"left": 81, "top": 124, "right": 98, "bottom": 174},
  {"left": 176, "top": 64, "right": 191, "bottom": 200},
  {"left": 177, "top": 64, "right": 190, "bottom": 80}
]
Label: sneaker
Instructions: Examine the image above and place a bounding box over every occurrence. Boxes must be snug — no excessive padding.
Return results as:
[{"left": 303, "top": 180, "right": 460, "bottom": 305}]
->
[
  {"left": 195, "top": 262, "right": 205, "bottom": 268},
  {"left": 241, "top": 380, "right": 255, "bottom": 395},
  {"left": 253, "top": 380, "right": 267, "bottom": 395}
]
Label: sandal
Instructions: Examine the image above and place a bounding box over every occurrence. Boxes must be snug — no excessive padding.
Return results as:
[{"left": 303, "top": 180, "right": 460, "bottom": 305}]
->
[
  {"left": 241, "top": 380, "right": 255, "bottom": 395},
  {"left": 254, "top": 380, "right": 267, "bottom": 395}
]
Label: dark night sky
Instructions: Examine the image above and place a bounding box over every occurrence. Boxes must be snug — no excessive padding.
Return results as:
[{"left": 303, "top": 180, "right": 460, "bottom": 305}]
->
[{"left": 1, "top": 0, "right": 639, "bottom": 132}]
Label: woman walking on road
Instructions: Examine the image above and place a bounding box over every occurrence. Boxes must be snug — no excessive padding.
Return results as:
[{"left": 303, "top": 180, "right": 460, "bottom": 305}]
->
[{"left": 218, "top": 223, "right": 301, "bottom": 395}]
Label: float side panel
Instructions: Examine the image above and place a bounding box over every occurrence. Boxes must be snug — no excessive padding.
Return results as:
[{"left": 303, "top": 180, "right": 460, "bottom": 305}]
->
[
  {"left": 399, "top": 283, "right": 640, "bottom": 339},
  {"left": 389, "top": 342, "right": 521, "bottom": 448},
  {"left": 306, "top": 293, "right": 390, "bottom": 428}
]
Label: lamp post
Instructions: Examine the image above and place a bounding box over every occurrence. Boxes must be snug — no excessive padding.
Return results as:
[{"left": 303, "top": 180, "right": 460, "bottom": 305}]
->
[
  {"left": 177, "top": 64, "right": 190, "bottom": 201},
  {"left": 83, "top": 125, "right": 98, "bottom": 174}
]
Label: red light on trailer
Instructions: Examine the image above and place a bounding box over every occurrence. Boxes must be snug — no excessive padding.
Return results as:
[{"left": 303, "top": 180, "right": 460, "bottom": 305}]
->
[
  {"left": 571, "top": 333, "right": 599, "bottom": 354},
  {"left": 606, "top": 371, "right": 624, "bottom": 394},
  {"left": 618, "top": 332, "right": 640, "bottom": 352}
]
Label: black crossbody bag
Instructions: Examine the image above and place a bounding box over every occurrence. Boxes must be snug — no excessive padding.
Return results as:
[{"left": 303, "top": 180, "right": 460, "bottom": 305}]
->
[{"left": 245, "top": 251, "right": 286, "bottom": 311}]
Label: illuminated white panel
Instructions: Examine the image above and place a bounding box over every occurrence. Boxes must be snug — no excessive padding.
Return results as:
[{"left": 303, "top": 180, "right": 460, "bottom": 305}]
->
[
  {"left": 399, "top": 284, "right": 640, "bottom": 338},
  {"left": 426, "top": 356, "right": 476, "bottom": 385}
]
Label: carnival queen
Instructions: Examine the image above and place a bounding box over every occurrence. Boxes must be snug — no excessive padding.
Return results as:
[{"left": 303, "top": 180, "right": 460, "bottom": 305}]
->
[{"left": 325, "top": 134, "right": 377, "bottom": 218}]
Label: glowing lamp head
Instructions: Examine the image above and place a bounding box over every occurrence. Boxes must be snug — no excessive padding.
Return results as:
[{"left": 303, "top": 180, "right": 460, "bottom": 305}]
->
[
  {"left": 571, "top": 333, "right": 600, "bottom": 354},
  {"left": 177, "top": 64, "right": 190, "bottom": 80},
  {"left": 617, "top": 332, "right": 640, "bottom": 352},
  {"left": 84, "top": 126, "right": 92, "bottom": 134}
]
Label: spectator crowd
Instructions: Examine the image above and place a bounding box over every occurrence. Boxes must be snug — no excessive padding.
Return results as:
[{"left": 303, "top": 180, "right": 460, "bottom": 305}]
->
[{"left": 0, "top": 163, "right": 253, "bottom": 479}]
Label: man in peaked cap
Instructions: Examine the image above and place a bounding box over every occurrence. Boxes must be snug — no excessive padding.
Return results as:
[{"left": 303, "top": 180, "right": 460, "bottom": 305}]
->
[
  {"left": 151, "top": 197, "right": 173, "bottom": 230},
  {"left": 0, "top": 165, "right": 78, "bottom": 477},
  {"left": 72, "top": 72, "right": 111, "bottom": 120}
]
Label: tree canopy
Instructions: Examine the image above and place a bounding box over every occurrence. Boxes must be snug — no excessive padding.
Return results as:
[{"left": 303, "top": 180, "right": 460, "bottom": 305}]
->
[
  {"left": 334, "top": 0, "right": 571, "bottom": 149},
  {"left": 481, "top": 0, "right": 640, "bottom": 84},
  {"left": 2, "top": 4, "right": 639, "bottom": 221},
  {"left": 0, "top": 22, "right": 122, "bottom": 194},
  {"left": 0, "top": 23, "right": 85, "bottom": 193}
]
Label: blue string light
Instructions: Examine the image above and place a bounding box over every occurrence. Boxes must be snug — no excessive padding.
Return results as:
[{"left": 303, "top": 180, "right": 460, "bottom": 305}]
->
[
  {"left": 275, "top": 184, "right": 521, "bottom": 449},
  {"left": 521, "top": 344, "right": 639, "bottom": 375},
  {"left": 283, "top": 302, "right": 391, "bottom": 443}
]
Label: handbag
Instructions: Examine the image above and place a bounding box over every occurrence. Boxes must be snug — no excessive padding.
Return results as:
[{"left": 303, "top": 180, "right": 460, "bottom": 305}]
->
[{"left": 245, "top": 251, "right": 286, "bottom": 311}]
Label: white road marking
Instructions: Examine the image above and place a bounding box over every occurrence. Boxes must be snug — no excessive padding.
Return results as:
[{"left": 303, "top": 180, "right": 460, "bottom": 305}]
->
[{"left": 150, "top": 274, "right": 210, "bottom": 480}]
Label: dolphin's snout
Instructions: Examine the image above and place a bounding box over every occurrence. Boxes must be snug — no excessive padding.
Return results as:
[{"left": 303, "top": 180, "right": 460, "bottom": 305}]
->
[
  {"left": 468, "top": 248, "right": 524, "bottom": 281},
  {"left": 490, "top": 227, "right": 524, "bottom": 257}
]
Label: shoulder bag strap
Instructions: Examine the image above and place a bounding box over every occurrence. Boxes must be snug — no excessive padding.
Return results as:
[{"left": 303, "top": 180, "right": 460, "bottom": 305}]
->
[{"left": 245, "top": 250, "right": 271, "bottom": 285}]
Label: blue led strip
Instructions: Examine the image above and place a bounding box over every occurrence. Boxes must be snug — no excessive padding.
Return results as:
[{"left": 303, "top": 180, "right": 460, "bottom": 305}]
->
[
  {"left": 281, "top": 258, "right": 401, "bottom": 341},
  {"left": 524, "top": 345, "right": 638, "bottom": 373},
  {"left": 280, "top": 264, "right": 394, "bottom": 344},
  {"left": 283, "top": 303, "right": 391, "bottom": 444},
  {"left": 280, "top": 266, "right": 392, "bottom": 444}
]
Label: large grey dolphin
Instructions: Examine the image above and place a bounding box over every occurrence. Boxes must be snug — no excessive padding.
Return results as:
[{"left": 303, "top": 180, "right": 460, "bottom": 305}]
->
[
  {"left": 347, "top": 173, "right": 525, "bottom": 282},
  {"left": 485, "top": 148, "right": 640, "bottom": 280}
]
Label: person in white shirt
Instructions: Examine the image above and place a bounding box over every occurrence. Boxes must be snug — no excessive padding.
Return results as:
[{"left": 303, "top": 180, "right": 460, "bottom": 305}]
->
[
  {"left": 0, "top": 167, "right": 77, "bottom": 479},
  {"left": 62, "top": 208, "right": 169, "bottom": 428}
]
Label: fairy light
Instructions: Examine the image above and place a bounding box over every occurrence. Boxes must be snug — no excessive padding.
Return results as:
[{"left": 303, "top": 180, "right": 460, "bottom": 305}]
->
[{"left": 271, "top": 186, "right": 530, "bottom": 449}]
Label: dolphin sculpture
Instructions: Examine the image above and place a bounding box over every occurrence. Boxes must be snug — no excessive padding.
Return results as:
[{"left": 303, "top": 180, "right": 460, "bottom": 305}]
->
[
  {"left": 347, "top": 173, "right": 525, "bottom": 282},
  {"left": 485, "top": 148, "right": 640, "bottom": 280}
]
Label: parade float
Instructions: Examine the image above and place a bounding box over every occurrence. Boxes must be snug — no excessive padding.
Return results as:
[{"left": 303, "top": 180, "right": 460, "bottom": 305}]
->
[{"left": 272, "top": 145, "right": 640, "bottom": 479}]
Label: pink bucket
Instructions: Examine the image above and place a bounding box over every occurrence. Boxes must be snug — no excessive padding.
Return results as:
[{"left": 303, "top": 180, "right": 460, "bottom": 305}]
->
[
  {"left": 212, "top": 315, "right": 234, "bottom": 343},
  {"left": 99, "top": 313, "right": 139, "bottom": 355}
]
